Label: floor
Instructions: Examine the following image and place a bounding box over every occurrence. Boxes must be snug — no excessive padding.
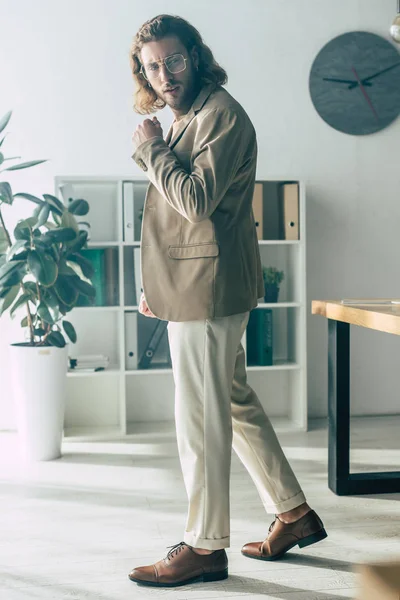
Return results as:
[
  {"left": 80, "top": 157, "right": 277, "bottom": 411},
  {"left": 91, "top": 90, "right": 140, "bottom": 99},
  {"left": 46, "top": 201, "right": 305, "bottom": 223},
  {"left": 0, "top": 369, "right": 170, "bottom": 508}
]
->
[{"left": 0, "top": 416, "right": 399, "bottom": 600}]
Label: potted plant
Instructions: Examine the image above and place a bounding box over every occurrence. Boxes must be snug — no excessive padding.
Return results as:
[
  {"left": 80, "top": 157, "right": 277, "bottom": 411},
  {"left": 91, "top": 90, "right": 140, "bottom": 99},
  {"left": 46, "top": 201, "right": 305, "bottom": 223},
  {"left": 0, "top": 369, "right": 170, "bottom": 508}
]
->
[
  {"left": 0, "top": 110, "right": 96, "bottom": 461},
  {"left": 262, "top": 266, "right": 284, "bottom": 303}
]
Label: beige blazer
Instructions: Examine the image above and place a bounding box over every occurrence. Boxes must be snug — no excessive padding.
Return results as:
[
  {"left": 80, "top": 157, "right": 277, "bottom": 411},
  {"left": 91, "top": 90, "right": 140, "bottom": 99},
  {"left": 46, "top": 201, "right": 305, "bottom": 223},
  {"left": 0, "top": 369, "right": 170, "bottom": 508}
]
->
[{"left": 132, "top": 83, "right": 264, "bottom": 322}]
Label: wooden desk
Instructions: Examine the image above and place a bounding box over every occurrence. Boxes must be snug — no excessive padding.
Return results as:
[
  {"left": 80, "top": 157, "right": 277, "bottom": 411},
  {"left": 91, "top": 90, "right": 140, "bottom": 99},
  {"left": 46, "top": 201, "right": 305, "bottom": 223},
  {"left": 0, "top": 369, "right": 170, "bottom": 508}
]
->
[{"left": 312, "top": 300, "right": 400, "bottom": 495}]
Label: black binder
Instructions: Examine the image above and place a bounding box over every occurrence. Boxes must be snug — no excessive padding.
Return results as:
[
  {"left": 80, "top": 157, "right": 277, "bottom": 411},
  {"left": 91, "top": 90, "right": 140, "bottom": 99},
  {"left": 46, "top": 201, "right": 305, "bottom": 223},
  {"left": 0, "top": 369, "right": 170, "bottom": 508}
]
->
[{"left": 139, "top": 320, "right": 169, "bottom": 369}]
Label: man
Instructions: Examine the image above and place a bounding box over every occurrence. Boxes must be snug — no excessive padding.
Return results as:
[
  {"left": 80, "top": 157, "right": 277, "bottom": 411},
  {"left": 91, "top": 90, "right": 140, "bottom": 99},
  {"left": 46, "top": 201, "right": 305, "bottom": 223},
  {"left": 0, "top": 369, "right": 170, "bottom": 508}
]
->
[{"left": 128, "top": 14, "right": 327, "bottom": 588}]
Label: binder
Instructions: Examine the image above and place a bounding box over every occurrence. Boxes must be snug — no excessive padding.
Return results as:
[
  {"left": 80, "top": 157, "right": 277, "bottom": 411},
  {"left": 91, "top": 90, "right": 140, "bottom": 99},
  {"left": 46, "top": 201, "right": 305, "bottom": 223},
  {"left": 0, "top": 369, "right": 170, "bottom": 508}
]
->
[
  {"left": 252, "top": 183, "right": 264, "bottom": 240},
  {"left": 246, "top": 309, "right": 273, "bottom": 366},
  {"left": 133, "top": 247, "right": 142, "bottom": 305},
  {"left": 122, "top": 182, "right": 134, "bottom": 242},
  {"left": 280, "top": 183, "right": 299, "bottom": 240},
  {"left": 123, "top": 181, "right": 148, "bottom": 242},
  {"left": 125, "top": 312, "right": 138, "bottom": 370},
  {"left": 262, "top": 182, "right": 281, "bottom": 240},
  {"left": 104, "top": 248, "right": 118, "bottom": 305},
  {"left": 139, "top": 320, "right": 168, "bottom": 369},
  {"left": 58, "top": 182, "right": 75, "bottom": 204}
]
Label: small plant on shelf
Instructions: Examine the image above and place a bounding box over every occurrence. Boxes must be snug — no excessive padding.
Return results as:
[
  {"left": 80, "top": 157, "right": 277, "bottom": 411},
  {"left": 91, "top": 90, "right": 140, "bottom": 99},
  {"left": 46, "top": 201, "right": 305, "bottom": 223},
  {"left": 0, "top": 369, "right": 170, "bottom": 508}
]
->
[{"left": 262, "top": 266, "right": 284, "bottom": 303}]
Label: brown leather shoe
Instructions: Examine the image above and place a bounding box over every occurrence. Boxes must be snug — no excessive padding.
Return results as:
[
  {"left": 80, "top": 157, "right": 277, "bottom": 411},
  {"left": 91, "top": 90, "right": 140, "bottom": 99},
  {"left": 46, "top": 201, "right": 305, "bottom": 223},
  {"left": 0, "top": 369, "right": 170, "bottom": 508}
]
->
[
  {"left": 242, "top": 509, "right": 327, "bottom": 561},
  {"left": 128, "top": 542, "right": 228, "bottom": 587}
]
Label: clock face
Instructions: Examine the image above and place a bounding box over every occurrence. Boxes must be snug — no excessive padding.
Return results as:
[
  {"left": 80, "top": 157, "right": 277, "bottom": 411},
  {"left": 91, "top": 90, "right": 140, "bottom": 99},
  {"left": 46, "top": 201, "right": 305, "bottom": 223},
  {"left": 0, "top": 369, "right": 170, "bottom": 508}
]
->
[{"left": 309, "top": 31, "right": 400, "bottom": 135}]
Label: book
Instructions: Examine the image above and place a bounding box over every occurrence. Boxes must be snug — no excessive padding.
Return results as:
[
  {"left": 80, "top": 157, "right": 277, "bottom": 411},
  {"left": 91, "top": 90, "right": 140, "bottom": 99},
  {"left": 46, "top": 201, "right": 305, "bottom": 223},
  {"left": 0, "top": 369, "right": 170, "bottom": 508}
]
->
[{"left": 246, "top": 309, "right": 273, "bottom": 366}]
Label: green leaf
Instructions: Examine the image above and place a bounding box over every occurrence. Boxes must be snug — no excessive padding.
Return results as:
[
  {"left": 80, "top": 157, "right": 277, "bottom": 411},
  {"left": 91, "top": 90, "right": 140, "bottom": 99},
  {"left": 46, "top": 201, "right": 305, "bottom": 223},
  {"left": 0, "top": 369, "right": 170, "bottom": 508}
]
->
[
  {"left": 47, "top": 331, "right": 66, "bottom": 348},
  {"left": 21, "top": 316, "right": 28, "bottom": 328},
  {"left": 44, "top": 227, "right": 77, "bottom": 244},
  {"left": 0, "top": 182, "right": 13, "bottom": 205},
  {"left": 58, "top": 259, "right": 76, "bottom": 277},
  {"left": 36, "top": 204, "right": 51, "bottom": 228},
  {"left": 7, "top": 239, "right": 28, "bottom": 261},
  {"left": 71, "top": 276, "right": 96, "bottom": 298},
  {"left": 0, "top": 153, "right": 4, "bottom": 165},
  {"left": 0, "top": 285, "right": 19, "bottom": 316},
  {"left": 0, "top": 226, "right": 9, "bottom": 253},
  {"left": 54, "top": 276, "right": 79, "bottom": 306},
  {"left": 5, "top": 159, "right": 47, "bottom": 172},
  {"left": 0, "top": 136, "right": 7, "bottom": 148},
  {"left": 68, "top": 253, "right": 94, "bottom": 279},
  {"left": 9, "top": 250, "right": 28, "bottom": 262},
  {"left": 62, "top": 320, "right": 77, "bottom": 343},
  {"left": 10, "top": 292, "right": 32, "bottom": 316},
  {"left": 43, "top": 194, "right": 64, "bottom": 213},
  {"left": 0, "top": 261, "right": 26, "bottom": 287},
  {"left": 42, "top": 287, "right": 58, "bottom": 309},
  {"left": 43, "top": 221, "right": 57, "bottom": 230},
  {"left": 65, "top": 231, "right": 88, "bottom": 255},
  {"left": 61, "top": 210, "right": 79, "bottom": 234},
  {"left": 0, "top": 111, "right": 12, "bottom": 135},
  {"left": 27, "top": 250, "right": 58, "bottom": 287},
  {"left": 37, "top": 301, "right": 54, "bottom": 324},
  {"left": 13, "top": 193, "right": 44, "bottom": 206},
  {"left": 23, "top": 281, "right": 38, "bottom": 296},
  {"left": 14, "top": 220, "right": 32, "bottom": 241},
  {"left": 34, "top": 327, "right": 46, "bottom": 336},
  {"left": 68, "top": 199, "right": 89, "bottom": 216}
]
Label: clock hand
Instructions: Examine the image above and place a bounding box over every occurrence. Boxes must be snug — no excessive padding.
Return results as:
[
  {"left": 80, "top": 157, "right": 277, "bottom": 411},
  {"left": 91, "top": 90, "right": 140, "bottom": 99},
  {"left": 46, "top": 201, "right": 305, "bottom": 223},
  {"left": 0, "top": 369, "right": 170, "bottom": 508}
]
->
[
  {"left": 351, "top": 66, "right": 379, "bottom": 121},
  {"left": 348, "top": 61, "right": 400, "bottom": 89},
  {"left": 323, "top": 77, "right": 372, "bottom": 86}
]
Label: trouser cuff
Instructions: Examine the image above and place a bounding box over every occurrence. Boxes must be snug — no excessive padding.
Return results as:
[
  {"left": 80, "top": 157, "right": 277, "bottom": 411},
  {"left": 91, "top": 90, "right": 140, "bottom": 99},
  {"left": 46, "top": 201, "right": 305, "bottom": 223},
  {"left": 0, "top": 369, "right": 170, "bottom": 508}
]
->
[
  {"left": 184, "top": 532, "right": 230, "bottom": 550},
  {"left": 264, "top": 490, "right": 307, "bottom": 514}
]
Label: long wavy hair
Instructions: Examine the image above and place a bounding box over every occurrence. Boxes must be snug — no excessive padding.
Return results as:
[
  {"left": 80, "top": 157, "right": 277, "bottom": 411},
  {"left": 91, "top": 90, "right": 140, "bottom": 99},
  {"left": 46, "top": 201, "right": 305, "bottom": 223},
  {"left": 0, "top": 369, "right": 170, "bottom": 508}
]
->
[{"left": 129, "top": 14, "right": 228, "bottom": 115}]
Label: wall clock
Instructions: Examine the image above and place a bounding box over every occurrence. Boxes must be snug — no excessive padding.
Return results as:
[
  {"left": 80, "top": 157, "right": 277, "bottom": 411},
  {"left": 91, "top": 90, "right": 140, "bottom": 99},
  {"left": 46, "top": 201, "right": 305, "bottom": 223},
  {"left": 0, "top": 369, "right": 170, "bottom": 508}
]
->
[{"left": 309, "top": 31, "right": 400, "bottom": 135}]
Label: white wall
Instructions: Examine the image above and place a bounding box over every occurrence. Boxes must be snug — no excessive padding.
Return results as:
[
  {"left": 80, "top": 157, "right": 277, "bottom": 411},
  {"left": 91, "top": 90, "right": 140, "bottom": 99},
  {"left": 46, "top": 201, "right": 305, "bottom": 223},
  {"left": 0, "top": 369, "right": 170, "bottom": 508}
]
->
[{"left": 1, "top": 0, "right": 399, "bottom": 428}]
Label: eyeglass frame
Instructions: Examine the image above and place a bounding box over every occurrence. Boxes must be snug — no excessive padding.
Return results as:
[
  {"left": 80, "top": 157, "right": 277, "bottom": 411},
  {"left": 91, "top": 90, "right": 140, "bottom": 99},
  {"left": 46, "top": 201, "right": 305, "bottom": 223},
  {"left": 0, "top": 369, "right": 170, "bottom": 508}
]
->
[{"left": 140, "top": 53, "right": 188, "bottom": 80}]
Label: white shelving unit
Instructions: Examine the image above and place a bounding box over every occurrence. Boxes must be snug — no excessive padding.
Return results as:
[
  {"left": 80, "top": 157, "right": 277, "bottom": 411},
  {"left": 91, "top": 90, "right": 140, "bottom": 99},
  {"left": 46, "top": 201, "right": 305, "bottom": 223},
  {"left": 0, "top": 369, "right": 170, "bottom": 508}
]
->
[{"left": 55, "top": 176, "right": 307, "bottom": 440}]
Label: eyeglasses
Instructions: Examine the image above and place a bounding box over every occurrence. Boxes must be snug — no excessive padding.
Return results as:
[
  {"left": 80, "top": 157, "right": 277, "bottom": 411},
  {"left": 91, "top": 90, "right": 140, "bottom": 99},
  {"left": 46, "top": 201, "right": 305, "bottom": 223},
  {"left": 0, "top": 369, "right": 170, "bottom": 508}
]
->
[{"left": 140, "top": 53, "right": 187, "bottom": 80}]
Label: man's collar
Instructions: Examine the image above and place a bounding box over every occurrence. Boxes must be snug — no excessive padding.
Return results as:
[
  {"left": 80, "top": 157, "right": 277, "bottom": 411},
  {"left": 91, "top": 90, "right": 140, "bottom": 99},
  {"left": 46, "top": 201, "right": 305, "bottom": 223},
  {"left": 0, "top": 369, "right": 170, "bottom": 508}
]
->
[
  {"left": 192, "top": 81, "right": 217, "bottom": 113},
  {"left": 165, "top": 82, "right": 217, "bottom": 147}
]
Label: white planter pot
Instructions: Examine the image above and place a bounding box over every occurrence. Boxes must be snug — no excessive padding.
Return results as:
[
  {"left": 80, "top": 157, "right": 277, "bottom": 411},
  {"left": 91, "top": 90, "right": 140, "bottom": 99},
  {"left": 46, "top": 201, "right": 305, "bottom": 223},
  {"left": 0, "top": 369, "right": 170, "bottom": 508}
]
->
[{"left": 10, "top": 344, "right": 68, "bottom": 461}]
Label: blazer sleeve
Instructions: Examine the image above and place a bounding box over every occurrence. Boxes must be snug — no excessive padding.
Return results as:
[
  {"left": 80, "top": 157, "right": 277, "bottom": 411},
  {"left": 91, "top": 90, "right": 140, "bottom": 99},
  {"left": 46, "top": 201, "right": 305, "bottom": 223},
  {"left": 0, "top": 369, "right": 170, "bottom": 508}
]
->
[{"left": 132, "top": 107, "right": 251, "bottom": 223}]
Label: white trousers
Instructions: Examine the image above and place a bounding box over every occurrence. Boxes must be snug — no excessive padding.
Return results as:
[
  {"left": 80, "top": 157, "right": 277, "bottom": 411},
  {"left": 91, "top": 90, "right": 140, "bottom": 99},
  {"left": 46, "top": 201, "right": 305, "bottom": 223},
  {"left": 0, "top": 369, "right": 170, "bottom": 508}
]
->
[{"left": 167, "top": 311, "right": 306, "bottom": 551}]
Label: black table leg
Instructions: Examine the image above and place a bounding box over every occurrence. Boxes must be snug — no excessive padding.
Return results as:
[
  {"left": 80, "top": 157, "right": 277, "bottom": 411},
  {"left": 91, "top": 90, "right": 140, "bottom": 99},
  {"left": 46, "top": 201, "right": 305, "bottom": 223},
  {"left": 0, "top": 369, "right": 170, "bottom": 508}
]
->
[{"left": 328, "top": 319, "right": 400, "bottom": 495}]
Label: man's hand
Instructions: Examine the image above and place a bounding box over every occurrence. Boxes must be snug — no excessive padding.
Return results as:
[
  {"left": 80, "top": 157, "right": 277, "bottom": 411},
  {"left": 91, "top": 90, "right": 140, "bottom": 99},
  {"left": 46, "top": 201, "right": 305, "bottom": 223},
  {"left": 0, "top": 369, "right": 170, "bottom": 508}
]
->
[
  {"left": 132, "top": 117, "right": 163, "bottom": 152},
  {"left": 138, "top": 293, "right": 157, "bottom": 318}
]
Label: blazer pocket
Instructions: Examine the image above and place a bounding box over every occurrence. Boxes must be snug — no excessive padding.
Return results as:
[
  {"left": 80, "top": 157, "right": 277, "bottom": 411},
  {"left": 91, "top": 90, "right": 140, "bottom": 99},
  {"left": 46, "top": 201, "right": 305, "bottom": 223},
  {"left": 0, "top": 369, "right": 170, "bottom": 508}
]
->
[{"left": 168, "top": 242, "right": 220, "bottom": 259}]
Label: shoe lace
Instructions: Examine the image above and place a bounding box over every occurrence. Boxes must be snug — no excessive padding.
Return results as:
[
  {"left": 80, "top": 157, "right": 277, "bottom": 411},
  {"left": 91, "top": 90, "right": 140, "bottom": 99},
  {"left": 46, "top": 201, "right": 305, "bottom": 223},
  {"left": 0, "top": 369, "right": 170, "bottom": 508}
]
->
[{"left": 165, "top": 541, "right": 186, "bottom": 560}]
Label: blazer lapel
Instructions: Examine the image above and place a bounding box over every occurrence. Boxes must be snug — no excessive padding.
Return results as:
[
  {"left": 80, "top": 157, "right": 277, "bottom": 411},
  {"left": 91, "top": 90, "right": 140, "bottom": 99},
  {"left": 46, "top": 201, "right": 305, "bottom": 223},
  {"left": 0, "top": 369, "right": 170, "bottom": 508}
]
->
[{"left": 167, "top": 82, "right": 217, "bottom": 149}]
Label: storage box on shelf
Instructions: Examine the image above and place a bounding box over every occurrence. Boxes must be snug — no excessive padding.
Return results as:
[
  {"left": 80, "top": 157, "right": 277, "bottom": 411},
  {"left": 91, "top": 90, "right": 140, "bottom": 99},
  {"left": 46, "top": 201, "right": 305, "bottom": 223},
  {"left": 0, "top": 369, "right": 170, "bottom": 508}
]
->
[{"left": 55, "top": 176, "right": 307, "bottom": 440}]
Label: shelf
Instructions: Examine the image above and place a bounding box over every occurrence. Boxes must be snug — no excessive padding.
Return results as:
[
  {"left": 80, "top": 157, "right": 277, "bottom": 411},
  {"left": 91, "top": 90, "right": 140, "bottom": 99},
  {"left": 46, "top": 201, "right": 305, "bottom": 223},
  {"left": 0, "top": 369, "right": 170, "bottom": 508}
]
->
[
  {"left": 257, "top": 302, "right": 301, "bottom": 308},
  {"left": 56, "top": 175, "right": 307, "bottom": 434},
  {"left": 247, "top": 360, "right": 300, "bottom": 371},
  {"left": 258, "top": 240, "right": 300, "bottom": 245},
  {"left": 87, "top": 241, "right": 120, "bottom": 247},
  {"left": 73, "top": 306, "right": 121, "bottom": 312},
  {"left": 125, "top": 368, "right": 173, "bottom": 375},
  {"left": 67, "top": 367, "right": 121, "bottom": 377}
]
